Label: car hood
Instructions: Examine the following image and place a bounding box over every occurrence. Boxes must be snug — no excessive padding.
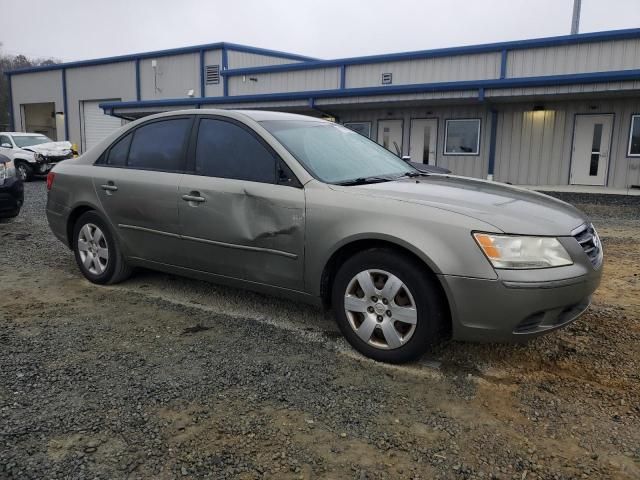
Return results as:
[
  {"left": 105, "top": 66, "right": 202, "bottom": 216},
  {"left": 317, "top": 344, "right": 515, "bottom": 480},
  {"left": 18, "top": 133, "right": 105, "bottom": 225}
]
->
[
  {"left": 336, "top": 175, "right": 588, "bottom": 236},
  {"left": 22, "top": 141, "right": 72, "bottom": 156}
]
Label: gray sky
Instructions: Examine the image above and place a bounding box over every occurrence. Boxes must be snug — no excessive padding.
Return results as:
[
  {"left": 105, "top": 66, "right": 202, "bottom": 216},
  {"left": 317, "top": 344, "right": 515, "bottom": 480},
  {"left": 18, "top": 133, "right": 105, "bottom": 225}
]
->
[{"left": 3, "top": 0, "right": 640, "bottom": 62}]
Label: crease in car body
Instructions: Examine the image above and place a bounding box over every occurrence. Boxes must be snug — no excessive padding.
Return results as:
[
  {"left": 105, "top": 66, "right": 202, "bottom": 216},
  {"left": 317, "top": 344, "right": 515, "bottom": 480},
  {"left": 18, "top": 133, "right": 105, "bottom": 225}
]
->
[{"left": 234, "top": 188, "right": 302, "bottom": 247}]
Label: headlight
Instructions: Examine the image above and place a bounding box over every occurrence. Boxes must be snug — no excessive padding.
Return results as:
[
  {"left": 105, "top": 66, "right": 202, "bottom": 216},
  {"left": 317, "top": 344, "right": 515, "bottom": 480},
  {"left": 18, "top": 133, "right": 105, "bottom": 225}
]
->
[
  {"left": 34, "top": 153, "right": 44, "bottom": 161},
  {"left": 473, "top": 232, "right": 573, "bottom": 269},
  {"left": 0, "top": 161, "right": 15, "bottom": 184}
]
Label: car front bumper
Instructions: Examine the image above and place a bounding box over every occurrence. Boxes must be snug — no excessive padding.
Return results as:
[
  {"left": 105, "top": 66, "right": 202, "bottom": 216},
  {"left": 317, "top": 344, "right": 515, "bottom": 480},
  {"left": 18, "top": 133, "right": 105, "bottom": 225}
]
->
[
  {"left": 441, "top": 262, "right": 602, "bottom": 342},
  {"left": 0, "top": 177, "right": 24, "bottom": 218}
]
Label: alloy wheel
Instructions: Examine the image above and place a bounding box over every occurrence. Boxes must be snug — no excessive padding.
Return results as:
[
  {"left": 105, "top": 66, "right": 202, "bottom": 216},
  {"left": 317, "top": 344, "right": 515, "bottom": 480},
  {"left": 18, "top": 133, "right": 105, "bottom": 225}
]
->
[
  {"left": 77, "top": 223, "right": 109, "bottom": 275},
  {"left": 344, "top": 269, "right": 417, "bottom": 349},
  {"left": 16, "top": 164, "right": 28, "bottom": 181}
]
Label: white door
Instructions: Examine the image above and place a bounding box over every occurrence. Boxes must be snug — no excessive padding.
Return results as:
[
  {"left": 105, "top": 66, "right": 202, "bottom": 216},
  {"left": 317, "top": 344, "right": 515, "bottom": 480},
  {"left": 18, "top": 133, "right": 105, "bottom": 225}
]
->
[
  {"left": 81, "top": 100, "right": 124, "bottom": 152},
  {"left": 377, "top": 120, "right": 403, "bottom": 156},
  {"left": 570, "top": 114, "right": 613, "bottom": 186},
  {"left": 409, "top": 119, "right": 437, "bottom": 164}
]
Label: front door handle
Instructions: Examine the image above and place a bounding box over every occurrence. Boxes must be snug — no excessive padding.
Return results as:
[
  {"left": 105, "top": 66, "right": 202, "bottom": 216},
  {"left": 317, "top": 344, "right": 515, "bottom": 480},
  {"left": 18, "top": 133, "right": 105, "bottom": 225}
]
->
[
  {"left": 100, "top": 182, "right": 118, "bottom": 194},
  {"left": 182, "top": 192, "right": 206, "bottom": 203}
]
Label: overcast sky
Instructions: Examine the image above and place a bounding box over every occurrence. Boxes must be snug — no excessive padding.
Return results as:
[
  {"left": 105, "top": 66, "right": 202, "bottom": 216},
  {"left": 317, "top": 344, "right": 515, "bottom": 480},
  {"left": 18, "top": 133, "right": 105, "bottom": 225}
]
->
[{"left": 3, "top": 0, "right": 640, "bottom": 62}]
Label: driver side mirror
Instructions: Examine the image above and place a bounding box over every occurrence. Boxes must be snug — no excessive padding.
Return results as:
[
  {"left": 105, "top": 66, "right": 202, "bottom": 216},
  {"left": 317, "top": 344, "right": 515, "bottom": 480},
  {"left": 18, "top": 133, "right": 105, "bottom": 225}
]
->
[
  {"left": 401, "top": 155, "right": 411, "bottom": 163},
  {"left": 1, "top": 143, "right": 12, "bottom": 149}
]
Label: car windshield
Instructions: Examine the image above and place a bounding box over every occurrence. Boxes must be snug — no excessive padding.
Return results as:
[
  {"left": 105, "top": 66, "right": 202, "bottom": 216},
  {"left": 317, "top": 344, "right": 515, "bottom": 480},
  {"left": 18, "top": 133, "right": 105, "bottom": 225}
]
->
[
  {"left": 260, "top": 120, "right": 415, "bottom": 184},
  {"left": 12, "top": 135, "right": 52, "bottom": 148}
]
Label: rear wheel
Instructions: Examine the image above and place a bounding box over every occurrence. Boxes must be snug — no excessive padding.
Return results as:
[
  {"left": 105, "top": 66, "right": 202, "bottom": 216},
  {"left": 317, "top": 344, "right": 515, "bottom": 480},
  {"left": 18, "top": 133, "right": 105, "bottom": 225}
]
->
[
  {"left": 331, "top": 248, "right": 447, "bottom": 363},
  {"left": 15, "top": 161, "right": 33, "bottom": 182},
  {"left": 72, "top": 211, "right": 132, "bottom": 284}
]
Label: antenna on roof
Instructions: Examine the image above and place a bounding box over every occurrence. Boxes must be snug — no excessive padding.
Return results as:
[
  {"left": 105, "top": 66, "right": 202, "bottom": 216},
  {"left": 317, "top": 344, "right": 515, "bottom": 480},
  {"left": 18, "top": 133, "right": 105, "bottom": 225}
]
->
[{"left": 570, "top": 0, "right": 582, "bottom": 35}]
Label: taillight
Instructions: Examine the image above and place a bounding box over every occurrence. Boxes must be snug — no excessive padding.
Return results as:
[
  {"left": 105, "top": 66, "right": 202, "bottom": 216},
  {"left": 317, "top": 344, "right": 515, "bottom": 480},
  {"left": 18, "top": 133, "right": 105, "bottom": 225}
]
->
[{"left": 46, "top": 172, "right": 56, "bottom": 191}]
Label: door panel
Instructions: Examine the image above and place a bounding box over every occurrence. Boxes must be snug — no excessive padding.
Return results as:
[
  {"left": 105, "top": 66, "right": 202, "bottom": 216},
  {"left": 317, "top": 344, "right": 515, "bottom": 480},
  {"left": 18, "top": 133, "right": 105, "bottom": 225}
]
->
[
  {"left": 377, "top": 120, "right": 403, "bottom": 156},
  {"left": 570, "top": 114, "right": 613, "bottom": 186},
  {"left": 178, "top": 176, "right": 305, "bottom": 290},
  {"left": 92, "top": 167, "right": 187, "bottom": 266},
  {"left": 409, "top": 119, "right": 437, "bottom": 164}
]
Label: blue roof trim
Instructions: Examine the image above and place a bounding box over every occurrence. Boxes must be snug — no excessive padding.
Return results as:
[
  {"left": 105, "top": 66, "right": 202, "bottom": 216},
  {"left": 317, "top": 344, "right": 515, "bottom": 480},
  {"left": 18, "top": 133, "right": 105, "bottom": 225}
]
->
[
  {"left": 220, "top": 27, "right": 640, "bottom": 77},
  {"left": 6, "top": 42, "right": 318, "bottom": 75},
  {"left": 98, "top": 68, "right": 640, "bottom": 111}
]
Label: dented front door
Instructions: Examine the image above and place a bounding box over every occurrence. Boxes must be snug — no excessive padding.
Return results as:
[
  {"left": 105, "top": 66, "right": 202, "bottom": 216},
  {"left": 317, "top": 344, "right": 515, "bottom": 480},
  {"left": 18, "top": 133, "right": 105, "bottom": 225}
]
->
[{"left": 178, "top": 176, "right": 305, "bottom": 291}]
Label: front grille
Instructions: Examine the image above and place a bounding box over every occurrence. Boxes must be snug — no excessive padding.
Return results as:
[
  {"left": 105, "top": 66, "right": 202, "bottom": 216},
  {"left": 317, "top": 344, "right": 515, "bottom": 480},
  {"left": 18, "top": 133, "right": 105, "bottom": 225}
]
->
[{"left": 573, "top": 223, "right": 602, "bottom": 268}]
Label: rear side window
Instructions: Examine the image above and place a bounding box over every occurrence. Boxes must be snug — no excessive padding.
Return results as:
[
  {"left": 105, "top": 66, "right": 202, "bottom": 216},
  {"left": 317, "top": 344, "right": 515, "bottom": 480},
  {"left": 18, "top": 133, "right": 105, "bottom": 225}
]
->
[
  {"left": 128, "top": 119, "right": 191, "bottom": 171},
  {"left": 106, "top": 134, "right": 131, "bottom": 166},
  {"left": 195, "top": 119, "right": 276, "bottom": 183}
]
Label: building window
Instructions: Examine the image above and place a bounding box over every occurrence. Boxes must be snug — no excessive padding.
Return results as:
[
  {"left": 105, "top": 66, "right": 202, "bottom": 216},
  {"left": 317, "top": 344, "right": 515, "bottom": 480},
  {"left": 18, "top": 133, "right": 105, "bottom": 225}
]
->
[
  {"left": 628, "top": 115, "right": 640, "bottom": 156},
  {"left": 343, "top": 122, "right": 371, "bottom": 138},
  {"left": 444, "top": 119, "right": 481, "bottom": 155}
]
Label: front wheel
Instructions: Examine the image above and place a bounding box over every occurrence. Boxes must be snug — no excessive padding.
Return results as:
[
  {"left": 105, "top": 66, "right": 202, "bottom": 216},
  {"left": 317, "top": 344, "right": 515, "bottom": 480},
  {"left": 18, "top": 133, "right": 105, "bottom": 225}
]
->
[
  {"left": 331, "top": 248, "right": 448, "bottom": 363},
  {"left": 72, "top": 211, "right": 132, "bottom": 284},
  {"left": 15, "top": 161, "right": 33, "bottom": 182}
]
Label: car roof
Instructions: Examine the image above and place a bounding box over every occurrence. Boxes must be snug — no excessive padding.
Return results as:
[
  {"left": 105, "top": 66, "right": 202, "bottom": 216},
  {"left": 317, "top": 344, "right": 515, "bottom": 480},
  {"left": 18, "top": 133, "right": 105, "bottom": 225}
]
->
[{"left": 149, "top": 109, "right": 326, "bottom": 123}]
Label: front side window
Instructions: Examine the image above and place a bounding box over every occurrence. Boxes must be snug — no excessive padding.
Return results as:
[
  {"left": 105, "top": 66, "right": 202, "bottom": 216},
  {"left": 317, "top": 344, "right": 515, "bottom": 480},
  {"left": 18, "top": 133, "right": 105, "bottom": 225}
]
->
[
  {"left": 444, "top": 119, "right": 481, "bottom": 155},
  {"left": 260, "top": 120, "right": 414, "bottom": 184},
  {"left": 0, "top": 135, "right": 11, "bottom": 147},
  {"left": 127, "top": 118, "right": 191, "bottom": 171},
  {"left": 12, "top": 135, "right": 52, "bottom": 148},
  {"left": 195, "top": 119, "right": 276, "bottom": 183},
  {"left": 628, "top": 115, "right": 640, "bottom": 156}
]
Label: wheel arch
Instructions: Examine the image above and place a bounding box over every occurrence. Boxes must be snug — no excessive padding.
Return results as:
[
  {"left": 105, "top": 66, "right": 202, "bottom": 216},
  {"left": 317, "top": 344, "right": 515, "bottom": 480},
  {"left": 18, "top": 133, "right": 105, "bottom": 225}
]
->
[
  {"left": 65, "top": 203, "right": 106, "bottom": 249},
  {"left": 319, "top": 235, "right": 451, "bottom": 328}
]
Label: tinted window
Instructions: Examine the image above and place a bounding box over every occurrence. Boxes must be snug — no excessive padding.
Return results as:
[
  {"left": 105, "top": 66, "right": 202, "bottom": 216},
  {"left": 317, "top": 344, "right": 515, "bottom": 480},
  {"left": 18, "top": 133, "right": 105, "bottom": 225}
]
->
[
  {"left": 195, "top": 119, "right": 276, "bottom": 183},
  {"left": 107, "top": 134, "right": 131, "bottom": 166},
  {"left": 128, "top": 118, "right": 190, "bottom": 171}
]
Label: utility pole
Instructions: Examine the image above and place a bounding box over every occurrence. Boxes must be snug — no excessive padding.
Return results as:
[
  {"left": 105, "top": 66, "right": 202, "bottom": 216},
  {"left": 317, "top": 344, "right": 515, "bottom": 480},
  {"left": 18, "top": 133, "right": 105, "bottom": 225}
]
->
[{"left": 571, "top": 0, "right": 582, "bottom": 35}]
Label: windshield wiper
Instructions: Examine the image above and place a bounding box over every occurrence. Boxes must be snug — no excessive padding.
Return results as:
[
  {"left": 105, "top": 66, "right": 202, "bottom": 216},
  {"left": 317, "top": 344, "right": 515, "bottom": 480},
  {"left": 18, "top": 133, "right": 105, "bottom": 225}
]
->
[
  {"left": 335, "top": 176, "right": 393, "bottom": 186},
  {"left": 397, "top": 171, "right": 430, "bottom": 179}
]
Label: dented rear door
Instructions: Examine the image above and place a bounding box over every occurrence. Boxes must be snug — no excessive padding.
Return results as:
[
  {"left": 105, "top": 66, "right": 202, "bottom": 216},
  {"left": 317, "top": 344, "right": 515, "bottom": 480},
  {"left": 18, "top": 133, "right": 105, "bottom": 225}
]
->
[{"left": 178, "top": 176, "right": 305, "bottom": 290}]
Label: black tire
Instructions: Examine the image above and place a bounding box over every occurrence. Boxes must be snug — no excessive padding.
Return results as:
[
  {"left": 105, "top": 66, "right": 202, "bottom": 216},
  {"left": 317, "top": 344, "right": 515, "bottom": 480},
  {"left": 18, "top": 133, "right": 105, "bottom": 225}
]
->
[
  {"left": 331, "top": 248, "right": 447, "bottom": 363},
  {"left": 15, "top": 161, "right": 33, "bottom": 182},
  {"left": 72, "top": 211, "right": 132, "bottom": 285}
]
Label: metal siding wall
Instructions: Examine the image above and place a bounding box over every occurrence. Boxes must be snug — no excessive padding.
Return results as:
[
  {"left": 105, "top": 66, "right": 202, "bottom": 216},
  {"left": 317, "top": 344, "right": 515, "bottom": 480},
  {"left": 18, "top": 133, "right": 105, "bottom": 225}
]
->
[
  {"left": 139, "top": 53, "right": 200, "bottom": 100},
  {"left": 493, "top": 99, "right": 640, "bottom": 188},
  {"left": 66, "top": 62, "right": 137, "bottom": 149},
  {"left": 339, "top": 105, "right": 490, "bottom": 179},
  {"left": 204, "top": 50, "right": 224, "bottom": 97},
  {"left": 9, "top": 70, "right": 64, "bottom": 133},
  {"left": 345, "top": 52, "right": 501, "bottom": 88},
  {"left": 315, "top": 90, "right": 478, "bottom": 105},
  {"left": 228, "top": 67, "right": 340, "bottom": 95},
  {"left": 487, "top": 80, "right": 640, "bottom": 98},
  {"left": 506, "top": 38, "right": 640, "bottom": 77},
  {"left": 227, "top": 51, "right": 302, "bottom": 68}
]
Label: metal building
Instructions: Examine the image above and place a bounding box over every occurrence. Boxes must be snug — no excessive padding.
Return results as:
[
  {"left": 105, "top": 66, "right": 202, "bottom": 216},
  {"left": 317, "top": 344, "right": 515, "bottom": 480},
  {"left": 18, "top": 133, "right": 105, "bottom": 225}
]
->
[{"left": 6, "top": 29, "right": 640, "bottom": 192}]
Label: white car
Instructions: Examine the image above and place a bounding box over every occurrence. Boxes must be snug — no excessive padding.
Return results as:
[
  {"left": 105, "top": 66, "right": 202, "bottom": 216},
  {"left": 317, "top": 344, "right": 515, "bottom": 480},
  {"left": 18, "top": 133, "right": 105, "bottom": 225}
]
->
[{"left": 0, "top": 132, "right": 75, "bottom": 181}]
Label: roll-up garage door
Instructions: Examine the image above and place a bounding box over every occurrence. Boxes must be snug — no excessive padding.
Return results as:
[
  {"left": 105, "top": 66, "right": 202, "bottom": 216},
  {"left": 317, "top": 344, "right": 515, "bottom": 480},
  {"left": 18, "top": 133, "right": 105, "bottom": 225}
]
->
[{"left": 81, "top": 100, "right": 124, "bottom": 152}]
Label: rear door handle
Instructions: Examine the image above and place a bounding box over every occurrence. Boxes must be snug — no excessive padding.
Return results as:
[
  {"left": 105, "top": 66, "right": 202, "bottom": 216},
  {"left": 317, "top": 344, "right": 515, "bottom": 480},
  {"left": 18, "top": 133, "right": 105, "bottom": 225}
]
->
[{"left": 182, "top": 192, "right": 206, "bottom": 203}]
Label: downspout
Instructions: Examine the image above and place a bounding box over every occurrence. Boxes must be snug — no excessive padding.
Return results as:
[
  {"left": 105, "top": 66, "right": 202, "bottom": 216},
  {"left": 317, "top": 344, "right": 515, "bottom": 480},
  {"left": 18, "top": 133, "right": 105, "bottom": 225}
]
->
[
  {"left": 62, "top": 68, "right": 69, "bottom": 141},
  {"left": 308, "top": 98, "right": 340, "bottom": 122},
  {"left": 6, "top": 73, "right": 14, "bottom": 131},
  {"left": 487, "top": 108, "right": 498, "bottom": 181}
]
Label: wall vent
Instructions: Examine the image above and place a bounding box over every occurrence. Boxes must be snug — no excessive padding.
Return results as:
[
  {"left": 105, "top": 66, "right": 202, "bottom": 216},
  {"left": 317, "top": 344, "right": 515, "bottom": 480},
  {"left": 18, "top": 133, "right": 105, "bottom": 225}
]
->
[
  {"left": 206, "top": 65, "right": 220, "bottom": 85},
  {"left": 381, "top": 72, "right": 393, "bottom": 85}
]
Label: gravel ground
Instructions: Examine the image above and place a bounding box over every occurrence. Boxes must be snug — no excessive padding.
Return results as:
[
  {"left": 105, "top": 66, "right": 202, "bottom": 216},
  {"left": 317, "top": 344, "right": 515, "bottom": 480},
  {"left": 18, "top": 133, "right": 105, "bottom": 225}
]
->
[{"left": 1, "top": 182, "right": 638, "bottom": 480}]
